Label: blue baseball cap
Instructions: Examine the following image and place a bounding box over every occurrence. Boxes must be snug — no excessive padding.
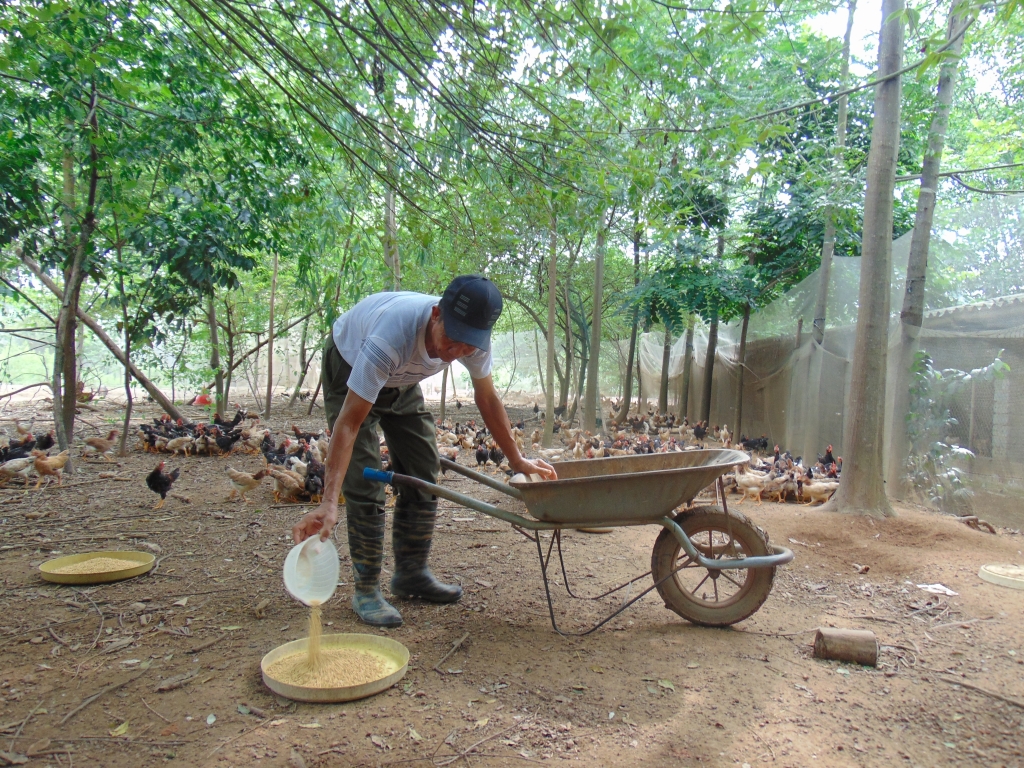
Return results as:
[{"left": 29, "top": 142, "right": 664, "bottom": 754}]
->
[{"left": 439, "top": 275, "right": 503, "bottom": 351}]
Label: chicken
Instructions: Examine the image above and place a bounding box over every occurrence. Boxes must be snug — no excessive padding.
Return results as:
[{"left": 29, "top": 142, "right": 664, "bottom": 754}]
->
[
  {"left": 32, "top": 449, "right": 70, "bottom": 488},
  {"left": 266, "top": 467, "right": 304, "bottom": 503},
  {"left": 733, "top": 465, "right": 767, "bottom": 504},
  {"left": 800, "top": 479, "right": 839, "bottom": 506},
  {"left": 83, "top": 430, "right": 119, "bottom": 462},
  {"left": 440, "top": 445, "right": 460, "bottom": 462},
  {"left": 146, "top": 461, "right": 180, "bottom": 509},
  {"left": 0, "top": 457, "right": 34, "bottom": 486},
  {"left": 487, "top": 443, "right": 504, "bottom": 466},
  {"left": 211, "top": 427, "right": 242, "bottom": 456},
  {"left": 165, "top": 436, "right": 195, "bottom": 457},
  {"left": 242, "top": 428, "right": 269, "bottom": 454},
  {"left": 226, "top": 466, "right": 268, "bottom": 503},
  {"left": 475, "top": 443, "right": 488, "bottom": 466},
  {"left": 304, "top": 473, "right": 324, "bottom": 503}
]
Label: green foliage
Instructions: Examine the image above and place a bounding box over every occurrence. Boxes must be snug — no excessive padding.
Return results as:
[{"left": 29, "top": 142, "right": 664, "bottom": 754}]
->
[{"left": 904, "top": 351, "right": 1010, "bottom": 515}]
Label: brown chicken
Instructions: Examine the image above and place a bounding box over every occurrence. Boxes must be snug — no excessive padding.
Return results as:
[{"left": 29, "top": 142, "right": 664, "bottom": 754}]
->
[
  {"left": 266, "top": 467, "right": 304, "bottom": 503},
  {"left": 31, "top": 449, "right": 70, "bottom": 488},
  {"left": 226, "top": 466, "right": 268, "bottom": 503},
  {"left": 83, "top": 429, "right": 119, "bottom": 461}
]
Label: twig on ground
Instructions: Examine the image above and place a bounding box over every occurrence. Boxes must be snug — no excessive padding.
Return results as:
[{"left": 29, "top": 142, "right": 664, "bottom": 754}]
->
[
  {"left": 938, "top": 676, "right": 1024, "bottom": 710},
  {"left": 206, "top": 718, "right": 269, "bottom": 757},
  {"left": 8, "top": 700, "right": 44, "bottom": 752},
  {"left": 73, "top": 590, "right": 104, "bottom": 653},
  {"left": 61, "top": 670, "right": 147, "bottom": 725},
  {"left": 140, "top": 698, "right": 172, "bottom": 724},
  {"left": 433, "top": 632, "right": 470, "bottom": 672},
  {"left": 187, "top": 632, "right": 228, "bottom": 654},
  {"left": 929, "top": 617, "right": 995, "bottom": 632}
]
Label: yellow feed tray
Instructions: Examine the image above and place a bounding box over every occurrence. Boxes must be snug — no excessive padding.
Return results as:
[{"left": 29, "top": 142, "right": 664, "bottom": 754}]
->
[
  {"left": 261, "top": 633, "right": 409, "bottom": 703},
  {"left": 39, "top": 551, "right": 155, "bottom": 585}
]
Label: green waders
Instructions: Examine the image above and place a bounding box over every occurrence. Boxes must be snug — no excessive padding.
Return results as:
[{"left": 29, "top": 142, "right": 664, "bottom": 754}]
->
[{"left": 322, "top": 341, "right": 462, "bottom": 627}]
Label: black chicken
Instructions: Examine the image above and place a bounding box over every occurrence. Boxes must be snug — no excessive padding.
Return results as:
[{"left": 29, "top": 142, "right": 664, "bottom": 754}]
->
[
  {"left": 475, "top": 443, "right": 488, "bottom": 466},
  {"left": 821, "top": 444, "right": 836, "bottom": 467},
  {"left": 693, "top": 421, "right": 708, "bottom": 441},
  {"left": 304, "top": 473, "right": 324, "bottom": 502},
  {"left": 1, "top": 435, "right": 36, "bottom": 462},
  {"left": 212, "top": 427, "right": 242, "bottom": 455},
  {"left": 214, "top": 408, "right": 246, "bottom": 430},
  {"left": 146, "top": 461, "right": 180, "bottom": 509},
  {"left": 488, "top": 444, "right": 504, "bottom": 466},
  {"left": 33, "top": 431, "right": 55, "bottom": 452}
]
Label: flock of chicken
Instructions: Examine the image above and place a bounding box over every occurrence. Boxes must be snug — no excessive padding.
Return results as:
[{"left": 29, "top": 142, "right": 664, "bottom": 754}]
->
[
  {"left": 1, "top": 403, "right": 841, "bottom": 509},
  {"left": 135, "top": 409, "right": 331, "bottom": 508}
]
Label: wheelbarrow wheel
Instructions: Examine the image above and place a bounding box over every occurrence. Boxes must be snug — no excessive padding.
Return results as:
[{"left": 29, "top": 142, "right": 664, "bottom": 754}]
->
[{"left": 651, "top": 506, "right": 775, "bottom": 627}]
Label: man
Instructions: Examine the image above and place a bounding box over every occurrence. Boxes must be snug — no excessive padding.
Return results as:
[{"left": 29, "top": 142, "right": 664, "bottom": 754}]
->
[{"left": 292, "top": 275, "right": 557, "bottom": 627}]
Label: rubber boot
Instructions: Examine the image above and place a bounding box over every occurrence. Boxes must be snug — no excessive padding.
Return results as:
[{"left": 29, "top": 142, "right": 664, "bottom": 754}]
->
[
  {"left": 390, "top": 502, "right": 463, "bottom": 603},
  {"left": 347, "top": 508, "right": 403, "bottom": 627}
]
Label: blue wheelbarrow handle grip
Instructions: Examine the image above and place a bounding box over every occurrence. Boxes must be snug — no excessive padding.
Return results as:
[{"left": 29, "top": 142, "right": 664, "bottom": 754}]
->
[{"left": 363, "top": 467, "right": 394, "bottom": 485}]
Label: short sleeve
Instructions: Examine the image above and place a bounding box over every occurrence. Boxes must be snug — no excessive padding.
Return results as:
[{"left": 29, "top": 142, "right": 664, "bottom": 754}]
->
[
  {"left": 347, "top": 336, "right": 400, "bottom": 402},
  {"left": 460, "top": 347, "right": 493, "bottom": 380}
]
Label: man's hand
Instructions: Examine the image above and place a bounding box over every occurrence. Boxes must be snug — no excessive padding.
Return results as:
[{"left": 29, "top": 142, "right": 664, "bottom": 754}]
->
[
  {"left": 510, "top": 456, "right": 558, "bottom": 481},
  {"left": 292, "top": 503, "right": 339, "bottom": 543}
]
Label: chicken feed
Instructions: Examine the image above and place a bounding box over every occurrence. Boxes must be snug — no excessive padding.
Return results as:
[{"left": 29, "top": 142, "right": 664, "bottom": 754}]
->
[
  {"left": 264, "top": 603, "right": 390, "bottom": 688},
  {"left": 51, "top": 557, "right": 138, "bottom": 574}
]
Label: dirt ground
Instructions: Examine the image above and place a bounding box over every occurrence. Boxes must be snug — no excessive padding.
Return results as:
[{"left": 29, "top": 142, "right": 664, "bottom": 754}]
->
[{"left": 1, "top": 398, "right": 1023, "bottom": 768}]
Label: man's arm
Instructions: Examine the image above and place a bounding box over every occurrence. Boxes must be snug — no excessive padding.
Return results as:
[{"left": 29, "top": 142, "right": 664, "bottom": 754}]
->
[
  {"left": 472, "top": 374, "right": 557, "bottom": 480},
  {"left": 292, "top": 390, "right": 373, "bottom": 543}
]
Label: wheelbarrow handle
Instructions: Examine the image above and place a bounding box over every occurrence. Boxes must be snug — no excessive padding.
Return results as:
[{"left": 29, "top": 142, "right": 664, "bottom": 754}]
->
[{"left": 363, "top": 467, "right": 394, "bottom": 485}]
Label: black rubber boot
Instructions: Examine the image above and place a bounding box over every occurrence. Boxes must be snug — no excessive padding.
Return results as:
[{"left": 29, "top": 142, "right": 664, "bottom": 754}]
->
[
  {"left": 347, "top": 508, "right": 403, "bottom": 627},
  {"left": 391, "top": 502, "right": 463, "bottom": 603}
]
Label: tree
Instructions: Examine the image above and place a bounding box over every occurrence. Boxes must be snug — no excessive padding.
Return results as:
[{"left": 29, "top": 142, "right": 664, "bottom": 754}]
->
[
  {"left": 824, "top": 0, "right": 906, "bottom": 518},
  {"left": 887, "top": 2, "right": 972, "bottom": 495}
]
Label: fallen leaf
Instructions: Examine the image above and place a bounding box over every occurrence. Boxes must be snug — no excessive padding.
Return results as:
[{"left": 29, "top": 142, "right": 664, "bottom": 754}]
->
[
  {"left": 658, "top": 679, "right": 675, "bottom": 691},
  {"left": 475, "top": 579, "right": 494, "bottom": 588},
  {"left": 647, "top": 685, "right": 658, "bottom": 694},
  {"left": 206, "top": 713, "right": 216, "bottom": 725},
  {"left": 409, "top": 728, "right": 423, "bottom": 742},
  {"left": 298, "top": 723, "right": 321, "bottom": 729},
  {"left": 220, "top": 625, "right": 242, "bottom": 631},
  {"left": 590, "top": 666, "right": 605, "bottom": 674},
  {"left": 370, "top": 734, "right": 390, "bottom": 750},
  {"left": 268, "top": 719, "right": 289, "bottom": 727},
  {"left": 0, "top": 751, "right": 28, "bottom": 765},
  {"left": 109, "top": 721, "right": 130, "bottom": 737},
  {"left": 173, "top": 598, "right": 188, "bottom": 607},
  {"left": 475, "top": 718, "right": 489, "bottom": 728},
  {"left": 159, "top": 723, "right": 179, "bottom": 737},
  {"left": 237, "top": 705, "right": 250, "bottom": 715}
]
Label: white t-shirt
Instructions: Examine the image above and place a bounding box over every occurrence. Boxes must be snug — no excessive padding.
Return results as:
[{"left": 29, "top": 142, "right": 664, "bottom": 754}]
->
[{"left": 332, "top": 292, "right": 492, "bottom": 402}]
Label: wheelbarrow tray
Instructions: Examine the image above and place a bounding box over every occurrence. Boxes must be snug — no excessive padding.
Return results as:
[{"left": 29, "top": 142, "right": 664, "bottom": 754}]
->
[{"left": 510, "top": 449, "right": 750, "bottom": 524}]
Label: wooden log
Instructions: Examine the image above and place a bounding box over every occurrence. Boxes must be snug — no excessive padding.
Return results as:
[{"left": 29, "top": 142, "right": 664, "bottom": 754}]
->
[{"left": 813, "top": 627, "right": 878, "bottom": 666}]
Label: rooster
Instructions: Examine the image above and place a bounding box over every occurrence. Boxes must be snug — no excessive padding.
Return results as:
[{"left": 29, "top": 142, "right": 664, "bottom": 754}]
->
[
  {"left": 474, "top": 443, "right": 488, "bottom": 466},
  {"left": 226, "top": 466, "right": 268, "bottom": 503},
  {"left": 83, "top": 430, "right": 119, "bottom": 462},
  {"left": 266, "top": 467, "right": 304, "bottom": 503},
  {"left": 146, "top": 462, "right": 180, "bottom": 509},
  {"left": 31, "top": 449, "right": 70, "bottom": 488}
]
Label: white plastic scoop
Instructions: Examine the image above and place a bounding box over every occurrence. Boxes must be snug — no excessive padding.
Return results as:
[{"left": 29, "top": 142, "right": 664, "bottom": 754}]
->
[{"left": 283, "top": 536, "right": 340, "bottom": 606}]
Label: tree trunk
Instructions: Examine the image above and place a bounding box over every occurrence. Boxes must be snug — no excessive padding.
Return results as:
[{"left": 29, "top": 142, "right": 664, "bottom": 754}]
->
[
  {"left": 287, "top": 317, "right": 312, "bottom": 410},
  {"left": 735, "top": 304, "right": 751, "bottom": 437},
  {"left": 264, "top": 252, "right": 279, "bottom": 418},
  {"left": 558, "top": 280, "right": 573, "bottom": 412},
  {"left": 384, "top": 186, "right": 400, "bottom": 290},
  {"left": 584, "top": 224, "right": 606, "bottom": 432},
  {"left": 24, "top": 255, "right": 181, "bottom": 419},
  {"left": 117, "top": 265, "right": 132, "bottom": 458},
  {"left": 439, "top": 366, "right": 448, "bottom": 424},
  {"left": 207, "top": 293, "right": 225, "bottom": 419},
  {"left": 659, "top": 328, "right": 671, "bottom": 415},
  {"left": 616, "top": 214, "right": 643, "bottom": 422},
  {"left": 886, "top": 3, "right": 966, "bottom": 496},
  {"left": 700, "top": 234, "right": 726, "bottom": 425},
  {"left": 534, "top": 328, "right": 546, "bottom": 399},
  {"left": 542, "top": 209, "right": 557, "bottom": 448},
  {"left": 680, "top": 318, "right": 695, "bottom": 420},
  {"left": 812, "top": 0, "right": 857, "bottom": 345},
  {"left": 825, "top": 0, "right": 905, "bottom": 518},
  {"left": 53, "top": 91, "right": 99, "bottom": 464}
]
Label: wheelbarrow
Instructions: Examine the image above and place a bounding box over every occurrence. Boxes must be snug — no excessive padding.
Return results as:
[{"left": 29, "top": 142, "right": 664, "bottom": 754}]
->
[{"left": 363, "top": 449, "right": 793, "bottom": 635}]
